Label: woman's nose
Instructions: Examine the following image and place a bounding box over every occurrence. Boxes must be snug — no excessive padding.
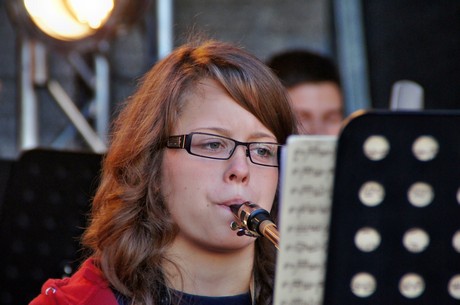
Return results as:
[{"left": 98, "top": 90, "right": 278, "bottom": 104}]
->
[{"left": 225, "top": 146, "right": 250, "bottom": 183}]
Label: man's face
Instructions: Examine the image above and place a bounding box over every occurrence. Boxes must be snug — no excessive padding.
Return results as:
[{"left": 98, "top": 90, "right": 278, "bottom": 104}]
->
[{"left": 288, "top": 81, "right": 344, "bottom": 136}]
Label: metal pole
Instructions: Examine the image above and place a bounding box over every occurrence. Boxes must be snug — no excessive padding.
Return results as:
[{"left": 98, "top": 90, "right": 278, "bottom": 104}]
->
[
  {"left": 19, "top": 38, "right": 39, "bottom": 151},
  {"left": 157, "top": 0, "right": 173, "bottom": 59},
  {"left": 94, "top": 54, "right": 110, "bottom": 144},
  {"left": 47, "top": 80, "right": 107, "bottom": 153},
  {"left": 333, "top": 0, "right": 372, "bottom": 115}
]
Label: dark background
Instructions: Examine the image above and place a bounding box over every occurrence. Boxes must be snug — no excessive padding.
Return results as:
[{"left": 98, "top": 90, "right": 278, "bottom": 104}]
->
[{"left": 363, "top": 0, "right": 460, "bottom": 110}]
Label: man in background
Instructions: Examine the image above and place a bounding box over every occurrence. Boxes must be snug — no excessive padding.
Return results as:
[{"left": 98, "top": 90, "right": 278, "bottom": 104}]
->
[{"left": 267, "top": 50, "right": 344, "bottom": 136}]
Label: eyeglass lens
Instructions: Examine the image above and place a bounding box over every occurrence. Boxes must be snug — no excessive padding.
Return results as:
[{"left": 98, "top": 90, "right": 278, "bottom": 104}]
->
[{"left": 189, "top": 133, "right": 279, "bottom": 166}]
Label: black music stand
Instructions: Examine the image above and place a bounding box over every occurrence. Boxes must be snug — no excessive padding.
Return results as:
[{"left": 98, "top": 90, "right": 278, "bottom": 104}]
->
[
  {"left": 323, "top": 110, "right": 460, "bottom": 304},
  {"left": 0, "top": 149, "right": 101, "bottom": 305}
]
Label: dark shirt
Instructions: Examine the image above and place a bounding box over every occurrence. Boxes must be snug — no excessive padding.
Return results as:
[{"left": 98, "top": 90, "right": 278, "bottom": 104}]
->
[
  {"left": 114, "top": 290, "right": 252, "bottom": 305},
  {"left": 177, "top": 292, "right": 252, "bottom": 305}
]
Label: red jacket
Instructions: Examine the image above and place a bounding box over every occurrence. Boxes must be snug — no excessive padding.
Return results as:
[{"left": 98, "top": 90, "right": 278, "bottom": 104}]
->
[{"left": 29, "top": 258, "right": 118, "bottom": 305}]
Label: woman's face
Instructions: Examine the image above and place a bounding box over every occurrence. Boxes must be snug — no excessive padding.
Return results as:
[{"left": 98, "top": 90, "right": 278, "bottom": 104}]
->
[{"left": 161, "top": 79, "right": 279, "bottom": 252}]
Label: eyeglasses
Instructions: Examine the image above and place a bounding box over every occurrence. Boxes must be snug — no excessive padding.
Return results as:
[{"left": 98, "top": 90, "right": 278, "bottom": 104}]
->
[{"left": 166, "top": 132, "right": 282, "bottom": 167}]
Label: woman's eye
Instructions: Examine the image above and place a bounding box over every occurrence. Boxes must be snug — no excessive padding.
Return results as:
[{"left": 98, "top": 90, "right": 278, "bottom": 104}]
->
[
  {"left": 205, "top": 141, "right": 223, "bottom": 150},
  {"left": 256, "top": 147, "right": 268, "bottom": 156},
  {"left": 253, "top": 146, "right": 275, "bottom": 158}
]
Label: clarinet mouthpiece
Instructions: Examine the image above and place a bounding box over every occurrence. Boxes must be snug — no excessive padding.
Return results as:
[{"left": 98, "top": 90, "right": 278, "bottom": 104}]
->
[{"left": 230, "top": 203, "right": 242, "bottom": 215}]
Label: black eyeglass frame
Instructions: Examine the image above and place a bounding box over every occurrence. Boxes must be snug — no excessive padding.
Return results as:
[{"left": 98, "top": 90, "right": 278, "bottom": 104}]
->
[{"left": 166, "top": 132, "right": 282, "bottom": 167}]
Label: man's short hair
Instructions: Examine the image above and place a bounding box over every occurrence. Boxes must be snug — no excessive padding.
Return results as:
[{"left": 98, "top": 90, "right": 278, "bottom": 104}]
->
[{"left": 267, "top": 49, "right": 341, "bottom": 89}]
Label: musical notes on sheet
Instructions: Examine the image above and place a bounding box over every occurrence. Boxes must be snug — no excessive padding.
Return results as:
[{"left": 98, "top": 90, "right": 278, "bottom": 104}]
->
[{"left": 274, "top": 135, "right": 337, "bottom": 305}]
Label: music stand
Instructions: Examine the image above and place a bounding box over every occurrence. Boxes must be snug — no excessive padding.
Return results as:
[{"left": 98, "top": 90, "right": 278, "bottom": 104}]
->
[
  {"left": 0, "top": 149, "right": 101, "bottom": 305},
  {"left": 323, "top": 110, "right": 460, "bottom": 304}
]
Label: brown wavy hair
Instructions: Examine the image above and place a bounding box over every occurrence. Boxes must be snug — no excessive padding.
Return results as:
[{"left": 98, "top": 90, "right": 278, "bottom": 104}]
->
[{"left": 82, "top": 39, "right": 297, "bottom": 305}]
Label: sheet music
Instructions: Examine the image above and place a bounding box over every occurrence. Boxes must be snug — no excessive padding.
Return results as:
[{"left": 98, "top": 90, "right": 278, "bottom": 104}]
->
[{"left": 274, "top": 135, "right": 337, "bottom": 305}]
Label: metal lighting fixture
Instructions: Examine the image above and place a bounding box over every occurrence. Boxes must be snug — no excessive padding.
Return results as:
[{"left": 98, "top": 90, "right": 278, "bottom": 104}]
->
[
  {"left": 7, "top": 0, "right": 149, "bottom": 52},
  {"left": 23, "top": 0, "right": 114, "bottom": 41},
  {"left": 6, "top": 0, "right": 151, "bottom": 153}
]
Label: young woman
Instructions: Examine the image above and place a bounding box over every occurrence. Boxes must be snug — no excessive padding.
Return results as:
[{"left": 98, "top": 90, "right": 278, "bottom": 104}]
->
[{"left": 30, "top": 39, "right": 297, "bottom": 305}]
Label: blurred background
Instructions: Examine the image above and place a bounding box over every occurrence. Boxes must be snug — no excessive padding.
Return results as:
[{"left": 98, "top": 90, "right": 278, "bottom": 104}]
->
[{"left": 0, "top": 0, "right": 459, "bottom": 159}]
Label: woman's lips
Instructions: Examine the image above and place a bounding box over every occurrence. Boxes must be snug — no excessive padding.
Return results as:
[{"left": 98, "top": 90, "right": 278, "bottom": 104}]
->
[{"left": 218, "top": 198, "right": 248, "bottom": 207}]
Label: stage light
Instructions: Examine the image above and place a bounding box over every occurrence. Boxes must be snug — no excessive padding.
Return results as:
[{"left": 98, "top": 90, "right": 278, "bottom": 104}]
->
[
  {"left": 6, "top": 0, "right": 148, "bottom": 52},
  {"left": 23, "top": 0, "right": 114, "bottom": 41}
]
